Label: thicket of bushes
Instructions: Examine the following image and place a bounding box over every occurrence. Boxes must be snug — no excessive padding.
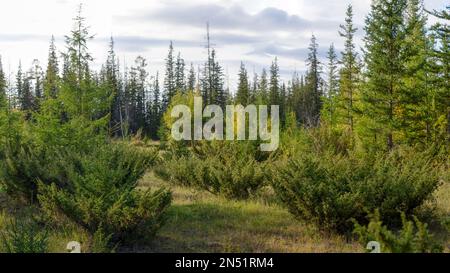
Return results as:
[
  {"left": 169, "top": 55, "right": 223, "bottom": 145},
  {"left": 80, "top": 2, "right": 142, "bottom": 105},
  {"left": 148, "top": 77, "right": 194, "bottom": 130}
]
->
[
  {"left": 270, "top": 147, "right": 444, "bottom": 232},
  {"left": 155, "top": 141, "right": 268, "bottom": 199},
  {"left": 0, "top": 109, "right": 172, "bottom": 251}
]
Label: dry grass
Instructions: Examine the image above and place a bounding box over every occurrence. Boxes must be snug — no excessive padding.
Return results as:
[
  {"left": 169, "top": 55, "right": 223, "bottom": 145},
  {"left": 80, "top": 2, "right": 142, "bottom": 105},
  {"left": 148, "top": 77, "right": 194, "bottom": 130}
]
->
[{"left": 137, "top": 172, "right": 362, "bottom": 253}]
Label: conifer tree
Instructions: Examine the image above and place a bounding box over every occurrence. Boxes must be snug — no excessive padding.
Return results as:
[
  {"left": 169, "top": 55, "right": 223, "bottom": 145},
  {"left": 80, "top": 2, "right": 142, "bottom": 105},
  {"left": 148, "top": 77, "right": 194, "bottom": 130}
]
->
[
  {"left": 104, "top": 37, "right": 124, "bottom": 136},
  {"left": 400, "top": 0, "right": 429, "bottom": 144},
  {"left": 361, "top": 0, "right": 407, "bottom": 150},
  {"left": 0, "top": 56, "right": 6, "bottom": 109},
  {"left": 187, "top": 63, "right": 196, "bottom": 92},
  {"left": 337, "top": 5, "right": 360, "bottom": 131},
  {"left": 16, "top": 62, "right": 23, "bottom": 110},
  {"left": 304, "top": 35, "right": 323, "bottom": 127},
  {"left": 60, "top": 4, "right": 108, "bottom": 119},
  {"left": 30, "top": 59, "right": 43, "bottom": 110},
  {"left": 323, "top": 44, "right": 339, "bottom": 126},
  {"left": 163, "top": 42, "right": 175, "bottom": 112},
  {"left": 175, "top": 52, "right": 185, "bottom": 93},
  {"left": 236, "top": 62, "right": 250, "bottom": 105},
  {"left": 257, "top": 68, "right": 269, "bottom": 105},
  {"left": 427, "top": 6, "right": 449, "bottom": 145},
  {"left": 148, "top": 71, "right": 161, "bottom": 139},
  {"left": 269, "top": 58, "right": 280, "bottom": 107},
  {"left": 44, "top": 36, "right": 59, "bottom": 100}
]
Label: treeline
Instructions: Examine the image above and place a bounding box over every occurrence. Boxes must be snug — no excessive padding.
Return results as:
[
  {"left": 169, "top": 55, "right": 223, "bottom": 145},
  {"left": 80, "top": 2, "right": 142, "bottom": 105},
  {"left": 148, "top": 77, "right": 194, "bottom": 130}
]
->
[{"left": 0, "top": 1, "right": 448, "bottom": 151}]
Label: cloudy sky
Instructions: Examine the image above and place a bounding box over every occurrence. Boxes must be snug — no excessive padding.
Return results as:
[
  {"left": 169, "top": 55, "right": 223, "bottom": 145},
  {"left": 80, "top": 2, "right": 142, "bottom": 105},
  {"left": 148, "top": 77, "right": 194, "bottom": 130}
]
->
[{"left": 0, "top": 0, "right": 445, "bottom": 90}]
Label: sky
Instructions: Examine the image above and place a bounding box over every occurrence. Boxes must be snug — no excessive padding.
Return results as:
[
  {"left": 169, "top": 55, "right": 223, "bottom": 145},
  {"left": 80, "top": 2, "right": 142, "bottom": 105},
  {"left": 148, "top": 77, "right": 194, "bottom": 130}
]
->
[{"left": 0, "top": 0, "right": 446, "bottom": 90}]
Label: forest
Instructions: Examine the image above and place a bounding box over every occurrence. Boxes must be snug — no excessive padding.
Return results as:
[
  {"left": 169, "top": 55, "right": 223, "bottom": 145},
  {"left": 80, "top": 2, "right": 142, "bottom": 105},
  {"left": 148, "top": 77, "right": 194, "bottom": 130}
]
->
[{"left": 0, "top": 0, "right": 448, "bottom": 253}]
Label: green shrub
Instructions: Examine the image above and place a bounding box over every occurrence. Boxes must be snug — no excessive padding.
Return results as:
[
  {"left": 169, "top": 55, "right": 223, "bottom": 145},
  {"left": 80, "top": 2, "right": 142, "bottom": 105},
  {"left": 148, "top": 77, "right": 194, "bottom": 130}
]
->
[
  {"left": 37, "top": 144, "right": 172, "bottom": 245},
  {"left": 0, "top": 218, "right": 49, "bottom": 253},
  {"left": 271, "top": 147, "right": 444, "bottom": 232},
  {"left": 353, "top": 210, "right": 443, "bottom": 253},
  {"left": 155, "top": 141, "right": 267, "bottom": 199}
]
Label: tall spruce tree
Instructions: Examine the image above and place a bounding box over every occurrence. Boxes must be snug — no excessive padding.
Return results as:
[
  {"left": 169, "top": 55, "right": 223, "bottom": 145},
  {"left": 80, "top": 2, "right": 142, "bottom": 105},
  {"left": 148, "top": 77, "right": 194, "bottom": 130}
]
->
[
  {"left": 236, "top": 62, "right": 250, "bottom": 105},
  {"left": 304, "top": 35, "right": 323, "bottom": 127},
  {"left": 148, "top": 71, "right": 161, "bottom": 139},
  {"left": 44, "top": 36, "right": 59, "bottom": 100},
  {"left": 175, "top": 52, "right": 185, "bottom": 93},
  {"left": 427, "top": 6, "right": 449, "bottom": 146},
  {"left": 362, "top": 0, "right": 407, "bottom": 150},
  {"left": 105, "top": 37, "right": 124, "bottom": 137},
  {"left": 269, "top": 58, "right": 280, "bottom": 107},
  {"left": 337, "top": 5, "right": 360, "bottom": 132},
  {"left": 163, "top": 41, "right": 175, "bottom": 111},
  {"left": 399, "top": 0, "right": 430, "bottom": 144},
  {"left": 187, "top": 63, "right": 196, "bottom": 92},
  {"left": 30, "top": 59, "right": 43, "bottom": 110},
  {"left": 323, "top": 44, "right": 339, "bottom": 126}
]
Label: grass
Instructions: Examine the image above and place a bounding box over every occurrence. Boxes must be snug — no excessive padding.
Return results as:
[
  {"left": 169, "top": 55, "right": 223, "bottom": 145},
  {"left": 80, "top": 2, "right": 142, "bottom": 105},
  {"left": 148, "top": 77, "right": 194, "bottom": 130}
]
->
[{"left": 135, "top": 172, "right": 362, "bottom": 253}]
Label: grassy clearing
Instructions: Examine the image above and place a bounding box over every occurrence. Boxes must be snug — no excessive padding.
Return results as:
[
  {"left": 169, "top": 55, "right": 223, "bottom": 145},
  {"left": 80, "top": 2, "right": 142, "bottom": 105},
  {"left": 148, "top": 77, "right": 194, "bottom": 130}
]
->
[{"left": 135, "top": 172, "right": 362, "bottom": 253}]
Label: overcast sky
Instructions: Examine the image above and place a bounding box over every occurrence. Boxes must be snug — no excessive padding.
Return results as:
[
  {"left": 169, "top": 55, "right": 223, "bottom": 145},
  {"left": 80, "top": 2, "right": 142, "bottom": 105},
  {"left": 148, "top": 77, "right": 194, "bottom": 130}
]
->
[{"left": 0, "top": 0, "right": 445, "bottom": 90}]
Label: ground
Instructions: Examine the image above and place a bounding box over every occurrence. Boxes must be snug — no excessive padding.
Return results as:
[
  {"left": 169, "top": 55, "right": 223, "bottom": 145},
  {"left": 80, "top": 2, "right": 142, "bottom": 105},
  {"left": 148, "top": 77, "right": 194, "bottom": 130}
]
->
[{"left": 134, "top": 172, "right": 362, "bottom": 253}]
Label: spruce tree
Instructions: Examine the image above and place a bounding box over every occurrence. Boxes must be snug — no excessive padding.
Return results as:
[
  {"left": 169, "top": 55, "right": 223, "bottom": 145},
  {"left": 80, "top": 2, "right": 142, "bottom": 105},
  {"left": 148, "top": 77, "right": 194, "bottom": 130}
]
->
[
  {"left": 187, "top": 63, "right": 196, "bottom": 92},
  {"left": 16, "top": 62, "right": 23, "bottom": 110},
  {"left": 236, "top": 62, "right": 250, "bottom": 105},
  {"left": 175, "top": 52, "right": 185, "bottom": 93},
  {"left": 337, "top": 5, "right": 360, "bottom": 132},
  {"left": 362, "top": 0, "right": 407, "bottom": 150},
  {"left": 105, "top": 37, "right": 124, "bottom": 137},
  {"left": 30, "top": 59, "right": 43, "bottom": 110},
  {"left": 0, "top": 56, "right": 6, "bottom": 109},
  {"left": 44, "top": 36, "right": 59, "bottom": 99},
  {"left": 256, "top": 68, "right": 269, "bottom": 105},
  {"left": 427, "top": 6, "right": 449, "bottom": 146},
  {"left": 304, "top": 35, "right": 323, "bottom": 127},
  {"left": 400, "top": 0, "right": 429, "bottom": 144},
  {"left": 323, "top": 44, "right": 339, "bottom": 126},
  {"left": 163, "top": 41, "right": 176, "bottom": 111},
  {"left": 269, "top": 58, "right": 280, "bottom": 107},
  {"left": 148, "top": 71, "right": 161, "bottom": 139}
]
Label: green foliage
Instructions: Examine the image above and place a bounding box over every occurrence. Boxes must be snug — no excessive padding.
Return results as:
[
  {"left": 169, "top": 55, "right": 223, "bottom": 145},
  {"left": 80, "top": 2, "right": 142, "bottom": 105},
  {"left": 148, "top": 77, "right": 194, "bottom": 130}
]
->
[
  {"left": 156, "top": 141, "right": 266, "bottom": 199},
  {"left": 271, "top": 146, "right": 444, "bottom": 232},
  {"left": 0, "top": 218, "right": 49, "bottom": 253},
  {"left": 353, "top": 210, "right": 443, "bottom": 253},
  {"left": 37, "top": 144, "right": 172, "bottom": 245}
]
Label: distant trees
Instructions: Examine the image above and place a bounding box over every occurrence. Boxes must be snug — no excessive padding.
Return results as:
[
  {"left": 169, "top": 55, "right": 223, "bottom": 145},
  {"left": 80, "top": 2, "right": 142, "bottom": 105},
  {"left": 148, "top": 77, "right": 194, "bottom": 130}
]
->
[{"left": 1, "top": 2, "right": 447, "bottom": 149}]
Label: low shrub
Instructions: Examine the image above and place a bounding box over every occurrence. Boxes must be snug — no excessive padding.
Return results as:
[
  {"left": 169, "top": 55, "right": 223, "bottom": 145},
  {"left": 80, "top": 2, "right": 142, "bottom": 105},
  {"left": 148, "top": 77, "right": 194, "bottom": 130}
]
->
[
  {"left": 271, "top": 147, "right": 445, "bottom": 232},
  {"left": 0, "top": 218, "right": 49, "bottom": 253},
  {"left": 37, "top": 144, "right": 172, "bottom": 245},
  {"left": 353, "top": 210, "right": 443, "bottom": 253}
]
